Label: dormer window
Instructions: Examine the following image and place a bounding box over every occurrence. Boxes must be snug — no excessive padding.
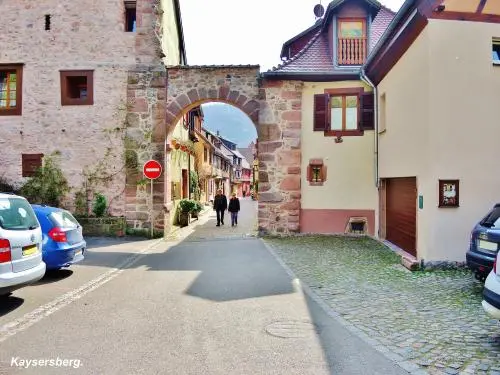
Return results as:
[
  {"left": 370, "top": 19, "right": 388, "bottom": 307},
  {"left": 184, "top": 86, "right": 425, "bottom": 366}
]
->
[{"left": 337, "top": 19, "right": 367, "bottom": 65}]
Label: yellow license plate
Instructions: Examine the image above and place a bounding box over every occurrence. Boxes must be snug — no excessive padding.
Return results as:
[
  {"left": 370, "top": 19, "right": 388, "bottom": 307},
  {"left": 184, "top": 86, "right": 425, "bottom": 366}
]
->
[
  {"left": 479, "top": 240, "right": 497, "bottom": 251},
  {"left": 22, "top": 245, "right": 38, "bottom": 257}
]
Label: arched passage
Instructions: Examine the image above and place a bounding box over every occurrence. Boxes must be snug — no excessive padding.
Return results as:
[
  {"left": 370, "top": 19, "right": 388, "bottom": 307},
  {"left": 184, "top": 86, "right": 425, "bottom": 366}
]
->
[{"left": 125, "top": 65, "right": 304, "bottom": 236}]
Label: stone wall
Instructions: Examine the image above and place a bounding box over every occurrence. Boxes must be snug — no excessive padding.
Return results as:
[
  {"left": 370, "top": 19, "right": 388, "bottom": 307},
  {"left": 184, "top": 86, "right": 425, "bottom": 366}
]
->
[
  {"left": 163, "top": 67, "right": 303, "bottom": 234},
  {"left": 0, "top": 0, "right": 137, "bottom": 215},
  {"left": 258, "top": 80, "right": 303, "bottom": 234}
]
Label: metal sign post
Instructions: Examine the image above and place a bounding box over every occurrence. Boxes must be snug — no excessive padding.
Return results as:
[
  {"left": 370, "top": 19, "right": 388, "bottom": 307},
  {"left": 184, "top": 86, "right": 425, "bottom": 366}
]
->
[{"left": 143, "top": 160, "right": 163, "bottom": 238}]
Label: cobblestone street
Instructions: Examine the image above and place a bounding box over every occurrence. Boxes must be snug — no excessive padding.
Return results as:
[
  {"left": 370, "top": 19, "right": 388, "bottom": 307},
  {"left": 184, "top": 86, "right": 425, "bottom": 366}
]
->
[{"left": 264, "top": 236, "right": 500, "bottom": 375}]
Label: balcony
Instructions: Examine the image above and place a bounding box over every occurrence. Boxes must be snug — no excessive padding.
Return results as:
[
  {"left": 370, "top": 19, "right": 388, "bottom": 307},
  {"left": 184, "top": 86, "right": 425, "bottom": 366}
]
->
[{"left": 337, "top": 37, "right": 367, "bottom": 65}]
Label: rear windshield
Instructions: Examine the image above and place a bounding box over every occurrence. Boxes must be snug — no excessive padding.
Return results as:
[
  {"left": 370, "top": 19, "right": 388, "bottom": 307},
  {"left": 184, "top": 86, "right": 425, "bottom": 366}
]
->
[
  {"left": 49, "top": 210, "right": 80, "bottom": 229},
  {"left": 0, "top": 197, "right": 39, "bottom": 231},
  {"left": 480, "top": 207, "right": 500, "bottom": 228}
]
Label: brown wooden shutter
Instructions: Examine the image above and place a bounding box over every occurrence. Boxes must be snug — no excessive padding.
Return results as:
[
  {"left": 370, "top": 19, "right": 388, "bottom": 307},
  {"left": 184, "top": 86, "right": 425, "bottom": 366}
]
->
[
  {"left": 314, "top": 94, "right": 329, "bottom": 131},
  {"left": 360, "top": 92, "right": 375, "bottom": 130},
  {"left": 22, "top": 154, "right": 43, "bottom": 177}
]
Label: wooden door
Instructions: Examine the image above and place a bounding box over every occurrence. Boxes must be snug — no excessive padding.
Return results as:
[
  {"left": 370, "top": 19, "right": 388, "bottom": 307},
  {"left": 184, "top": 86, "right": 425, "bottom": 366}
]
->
[{"left": 386, "top": 177, "right": 417, "bottom": 257}]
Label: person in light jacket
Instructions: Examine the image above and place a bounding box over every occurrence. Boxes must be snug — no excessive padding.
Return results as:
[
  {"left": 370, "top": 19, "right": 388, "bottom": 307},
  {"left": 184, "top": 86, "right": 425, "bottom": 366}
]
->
[
  {"left": 213, "top": 189, "right": 227, "bottom": 226},
  {"left": 228, "top": 192, "right": 241, "bottom": 227}
]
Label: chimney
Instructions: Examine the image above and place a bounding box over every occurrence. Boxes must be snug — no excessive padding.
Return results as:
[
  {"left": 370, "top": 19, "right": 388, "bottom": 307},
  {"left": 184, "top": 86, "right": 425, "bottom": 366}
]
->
[{"left": 217, "top": 130, "right": 220, "bottom": 136}]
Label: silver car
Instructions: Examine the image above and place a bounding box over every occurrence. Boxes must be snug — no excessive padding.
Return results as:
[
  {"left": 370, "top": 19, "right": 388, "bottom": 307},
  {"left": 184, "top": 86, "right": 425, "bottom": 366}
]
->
[{"left": 0, "top": 193, "right": 46, "bottom": 297}]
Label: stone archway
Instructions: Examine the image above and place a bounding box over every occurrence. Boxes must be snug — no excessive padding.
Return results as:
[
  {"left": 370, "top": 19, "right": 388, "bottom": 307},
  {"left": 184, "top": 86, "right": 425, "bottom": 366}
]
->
[{"left": 125, "top": 65, "right": 303, "bottom": 236}]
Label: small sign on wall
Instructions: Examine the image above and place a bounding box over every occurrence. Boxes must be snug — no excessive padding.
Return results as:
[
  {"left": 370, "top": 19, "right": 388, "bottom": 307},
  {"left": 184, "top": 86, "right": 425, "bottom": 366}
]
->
[
  {"left": 438, "top": 179, "right": 460, "bottom": 208},
  {"left": 419, "top": 195, "right": 423, "bottom": 209}
]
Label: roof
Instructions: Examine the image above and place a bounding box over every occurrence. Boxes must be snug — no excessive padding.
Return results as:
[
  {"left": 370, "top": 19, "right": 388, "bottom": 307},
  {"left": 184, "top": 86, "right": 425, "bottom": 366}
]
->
[
  {"left": 238, "top": 148, "right": 254, "bottom": 163},
  {"left": 232, "top": 150, "right": 244, "bottom": 159},
  {"left": 166, "top": 64, "right": 260, "bottom": 69},
  {"left": 241, "top": 158, "right": 251, "bottom": 169},
  {"left": 280, "top": 19, "right": 322, "bottom": 59},
  {"left": 263, "top": 1, "right": 395, "bottom": 77}
]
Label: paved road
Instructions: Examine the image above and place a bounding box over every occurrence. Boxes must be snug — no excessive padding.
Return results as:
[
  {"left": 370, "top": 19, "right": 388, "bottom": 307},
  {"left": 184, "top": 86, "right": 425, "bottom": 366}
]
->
[{"left": 0, "top": 198, "right": 408, "bottom": 374}]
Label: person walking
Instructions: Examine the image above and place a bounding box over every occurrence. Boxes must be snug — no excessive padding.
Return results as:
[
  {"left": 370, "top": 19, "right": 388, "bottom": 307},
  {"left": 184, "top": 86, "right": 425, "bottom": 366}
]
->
[
  {"left": 213, "top": 189, "right": 227, "bottom": 226},
  {"left": 228, "top": 192, "right": 240, "bottom": 227}
]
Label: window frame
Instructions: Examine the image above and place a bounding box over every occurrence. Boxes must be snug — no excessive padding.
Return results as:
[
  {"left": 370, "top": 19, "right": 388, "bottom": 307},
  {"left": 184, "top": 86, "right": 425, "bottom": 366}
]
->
[
  {"left": 324, "top": 87, "right": 364, "bottom": 137},
  {"left": 306, "top": 159, "right": 327, "bottom": 186},
  {"left": 60, "top": 70, "right": 94, "bottom": 106},
  {"left": 337, "top": 18, "right": 367, "bottom": 66},
  {"left": 124, "top": 1, "right": 137, "bottom": 32},
  {"left": 0, "top": 64, "right": 23, "bottom": 116},
  {"left": 493, "top": 38, "right": 500, "bottom": 65}
]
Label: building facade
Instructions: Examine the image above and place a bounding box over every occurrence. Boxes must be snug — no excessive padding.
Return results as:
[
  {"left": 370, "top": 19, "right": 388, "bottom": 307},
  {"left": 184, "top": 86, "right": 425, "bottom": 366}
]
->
[{"left": 0, "top": 0, "right": 186, "bottom": 227}]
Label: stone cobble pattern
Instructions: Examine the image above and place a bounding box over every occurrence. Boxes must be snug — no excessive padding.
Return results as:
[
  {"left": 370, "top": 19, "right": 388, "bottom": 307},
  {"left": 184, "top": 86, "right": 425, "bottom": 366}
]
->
[{"left": 264, "top": 235, "right": 500, "bottom": 374}]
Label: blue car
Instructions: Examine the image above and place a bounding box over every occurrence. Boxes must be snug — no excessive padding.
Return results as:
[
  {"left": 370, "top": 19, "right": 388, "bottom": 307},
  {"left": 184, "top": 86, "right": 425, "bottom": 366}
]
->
[
  {"left": 31, "top": 205, "right": 86, "bottom": 270},
  {"left": 467, "top": 203, "right": 500, "bottom": 281}
]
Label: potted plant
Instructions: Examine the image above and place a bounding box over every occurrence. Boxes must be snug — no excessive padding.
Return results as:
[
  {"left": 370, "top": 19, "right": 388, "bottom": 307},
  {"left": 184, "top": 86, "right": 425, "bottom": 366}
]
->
[
  {"left": 191, "top": 201, "right": 203, "bottom": 219},
  {"left": 178, "top": 199, "right": 195, "bottom": 227}
]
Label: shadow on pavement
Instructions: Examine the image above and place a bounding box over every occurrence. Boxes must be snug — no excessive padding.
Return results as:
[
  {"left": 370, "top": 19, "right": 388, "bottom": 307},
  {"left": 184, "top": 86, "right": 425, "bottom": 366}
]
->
[
  {"left": 35, "top": 269, "right": 74, "bottom": 286},
  {"left": 0, "top": 296, "right": 24, "bottom": 317},
  {"left": 303, "top": 292, "right": 407, "bottom": 375}
]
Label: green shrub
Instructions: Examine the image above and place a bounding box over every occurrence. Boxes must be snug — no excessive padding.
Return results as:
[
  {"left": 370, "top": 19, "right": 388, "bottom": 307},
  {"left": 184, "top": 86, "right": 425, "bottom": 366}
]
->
[
  {"left": 92, "top": 193, "right": 107, "bottom": 217},
  {"left": 193, "top": 201, "right": 203, "bottom": 213},
  {"left": 20, "top": 153, "right": 70, "bottom": 207},
  {"left": 179, "top": 199, "right": 196, "bottom": 213}
]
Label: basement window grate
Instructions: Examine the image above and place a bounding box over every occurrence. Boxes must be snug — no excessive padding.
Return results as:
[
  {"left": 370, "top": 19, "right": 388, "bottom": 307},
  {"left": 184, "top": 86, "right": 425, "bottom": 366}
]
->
[{"left": 345, "top": 217, "right": 368, "bottom": 235}]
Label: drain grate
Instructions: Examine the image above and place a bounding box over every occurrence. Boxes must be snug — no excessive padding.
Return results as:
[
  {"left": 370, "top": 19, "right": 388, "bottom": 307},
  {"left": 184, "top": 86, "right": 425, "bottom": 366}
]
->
[{"left": 265, "top": 320, "right": 319, "bottom": 339}]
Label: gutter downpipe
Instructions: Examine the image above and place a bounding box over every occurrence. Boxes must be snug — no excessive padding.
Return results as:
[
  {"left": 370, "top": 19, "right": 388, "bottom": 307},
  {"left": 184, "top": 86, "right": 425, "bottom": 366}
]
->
[{"left": 360, "top": 70, "right": 379, "bottom": 189}]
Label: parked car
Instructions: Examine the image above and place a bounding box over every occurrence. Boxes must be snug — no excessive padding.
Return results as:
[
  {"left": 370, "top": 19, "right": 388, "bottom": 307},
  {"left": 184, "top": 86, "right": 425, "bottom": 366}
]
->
[
  {"left": 31, "top": 205, "right": 86, "bottom": 270},
  {"left": 467, "top": 203, "right": 500, "bottom": 281},
  {"left": 482, "top": 253, "right": 500, "bottom": 319},
  {"left": 0, "top": 193, "right": 46, "bottom": 297}
]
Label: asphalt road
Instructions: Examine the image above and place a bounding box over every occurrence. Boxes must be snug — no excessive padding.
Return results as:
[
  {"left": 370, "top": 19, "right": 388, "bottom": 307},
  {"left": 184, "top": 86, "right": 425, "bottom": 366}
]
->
[{"left": 0, "top": 199, "right": 408, "bottom": 375}]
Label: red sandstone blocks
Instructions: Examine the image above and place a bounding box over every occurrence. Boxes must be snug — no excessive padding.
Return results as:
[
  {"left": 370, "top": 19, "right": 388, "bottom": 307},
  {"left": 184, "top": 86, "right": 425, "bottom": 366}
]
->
[
  {"left": 282, "top": 111, "right": 301, "bottom": 121},
  {"left": 280, "top": 176, "right": 301, "bottom": 191}
]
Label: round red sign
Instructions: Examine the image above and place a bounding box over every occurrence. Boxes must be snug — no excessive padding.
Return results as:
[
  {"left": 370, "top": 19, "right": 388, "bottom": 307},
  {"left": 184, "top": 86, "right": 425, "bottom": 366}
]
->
[{"left": 143, "top": 160, "right": 162, "bottom": 179}]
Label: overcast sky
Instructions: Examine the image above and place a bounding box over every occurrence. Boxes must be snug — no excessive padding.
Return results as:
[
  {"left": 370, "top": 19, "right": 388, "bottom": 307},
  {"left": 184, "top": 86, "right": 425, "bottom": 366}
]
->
[{"left": 179, "top": 0, "right": 406, "bottom": 71}]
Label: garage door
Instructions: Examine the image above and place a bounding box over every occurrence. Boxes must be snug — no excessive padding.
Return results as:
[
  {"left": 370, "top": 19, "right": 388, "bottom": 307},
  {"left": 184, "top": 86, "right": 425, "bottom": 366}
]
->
[{"left": 386, "top": 177, "right": 417, "bottom": 257}]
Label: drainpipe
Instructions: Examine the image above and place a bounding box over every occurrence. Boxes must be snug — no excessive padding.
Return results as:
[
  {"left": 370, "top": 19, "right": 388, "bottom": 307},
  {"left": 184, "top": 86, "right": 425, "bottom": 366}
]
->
[{"left": 360, "top": 69, "right": 379, "bottom": 188}]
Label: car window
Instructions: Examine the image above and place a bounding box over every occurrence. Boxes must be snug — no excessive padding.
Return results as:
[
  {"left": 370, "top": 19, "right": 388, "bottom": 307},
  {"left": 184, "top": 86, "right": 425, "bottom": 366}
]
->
[
  {"left": 49, "top": 210, "right": 79, "bottom": 229},
  {"left": 480, "top": 207, "right": 500, "bottom": 228},
  {"left": 0, "top": 197, "right": 39, "bottom": 230}
]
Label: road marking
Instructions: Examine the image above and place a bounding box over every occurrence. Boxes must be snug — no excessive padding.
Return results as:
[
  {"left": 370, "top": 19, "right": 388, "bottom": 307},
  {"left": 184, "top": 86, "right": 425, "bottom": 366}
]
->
[{"left": 0, "top": 239, "right": 163, "bottom": 343}]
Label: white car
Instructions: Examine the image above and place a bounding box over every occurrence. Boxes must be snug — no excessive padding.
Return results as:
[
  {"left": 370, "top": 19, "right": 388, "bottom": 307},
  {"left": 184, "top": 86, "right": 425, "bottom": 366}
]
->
[
  {"left": 482, "top": 250, "right": 500, "bottom": 319},
  {"left": 0, "top": 193, "right": 46, "bottom": 297}
]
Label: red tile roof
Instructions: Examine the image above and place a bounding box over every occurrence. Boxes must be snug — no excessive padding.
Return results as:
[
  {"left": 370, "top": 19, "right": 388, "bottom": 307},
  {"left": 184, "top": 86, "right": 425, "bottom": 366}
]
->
[{"left": 266, "top": 5, "right": 395, "bottom": 75}]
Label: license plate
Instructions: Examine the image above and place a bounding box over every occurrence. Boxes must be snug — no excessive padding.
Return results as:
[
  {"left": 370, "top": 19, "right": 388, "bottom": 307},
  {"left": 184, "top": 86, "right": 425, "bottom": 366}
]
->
[
  {"left": 479, "top": 240, "right": 498, "bottom": 252},
  {"left": 22, "top": 245, "right": 38, "bottom": 257}
]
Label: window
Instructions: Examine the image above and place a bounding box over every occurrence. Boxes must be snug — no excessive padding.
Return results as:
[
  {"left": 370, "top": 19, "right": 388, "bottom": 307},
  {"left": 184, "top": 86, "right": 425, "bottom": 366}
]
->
[
  {"left": 22, "top": 154, "right": 43, "bottom": 177},
  {"left": 125, "top": 1, "right": 137, "bottom": 32},
  {"left": 313, "top": 89, "right": 374, "bottom": 136},
  {"left": 337, "top": 19, "right": 367, "bottom": 65},
  {"left": 331, "top": 95, "right": 358, "bottom": 131},
  {"left": 493, "top": 38, "right": 500, "bottom": 64},
  {"left": 60, "top": 70, "right": 93, "bottom": 106},
  {"left": 307, "top": 159, "right": 327, "bottom": 186},
  {"left": 0, "top": 64, "right": 23, "bottom": 116}
]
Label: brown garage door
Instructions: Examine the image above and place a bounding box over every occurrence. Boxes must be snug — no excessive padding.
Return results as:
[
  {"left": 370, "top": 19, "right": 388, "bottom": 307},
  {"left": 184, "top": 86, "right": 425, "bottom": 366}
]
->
[{"left": 386, "top": 177, "right": 417, "bottom": 257}]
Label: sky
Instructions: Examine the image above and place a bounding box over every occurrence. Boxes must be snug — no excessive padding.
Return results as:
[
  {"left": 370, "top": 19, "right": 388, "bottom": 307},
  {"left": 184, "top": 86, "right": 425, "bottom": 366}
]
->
[{"left": 179, "top": 0, "right": 406, "bottom": 71}]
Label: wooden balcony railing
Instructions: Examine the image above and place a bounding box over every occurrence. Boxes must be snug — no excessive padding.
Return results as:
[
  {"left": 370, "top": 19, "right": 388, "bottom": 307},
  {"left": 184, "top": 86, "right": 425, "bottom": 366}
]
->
[{"left": 338, "top": 37, "right": 367, "bottom": 65}]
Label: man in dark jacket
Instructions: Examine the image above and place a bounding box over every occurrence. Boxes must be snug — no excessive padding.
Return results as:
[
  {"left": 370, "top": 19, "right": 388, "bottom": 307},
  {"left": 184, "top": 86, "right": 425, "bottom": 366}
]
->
[
  {"left": 213, "top": 189, "right": 228, "bottom": 226},
  {"left": 228, "top": 192, "right": 241, "bottom": 227}
]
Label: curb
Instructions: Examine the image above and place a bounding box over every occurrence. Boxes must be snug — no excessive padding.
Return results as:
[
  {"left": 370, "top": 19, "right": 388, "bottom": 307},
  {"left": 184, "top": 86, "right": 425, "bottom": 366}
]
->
[{"left": 260, "top": 239, "right": 428, "bottom": 375}]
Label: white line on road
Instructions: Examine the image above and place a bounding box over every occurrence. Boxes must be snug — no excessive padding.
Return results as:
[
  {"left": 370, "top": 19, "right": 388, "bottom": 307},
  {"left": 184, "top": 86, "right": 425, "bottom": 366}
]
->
[{"left": 0, "top": 239, "right": 163, "bottom": 344}]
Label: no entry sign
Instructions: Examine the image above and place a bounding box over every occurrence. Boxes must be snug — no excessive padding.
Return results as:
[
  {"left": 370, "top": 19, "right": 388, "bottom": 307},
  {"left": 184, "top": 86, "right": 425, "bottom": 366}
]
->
[{"left": 143, "top": 160, "right": 162, "bottom": 179}]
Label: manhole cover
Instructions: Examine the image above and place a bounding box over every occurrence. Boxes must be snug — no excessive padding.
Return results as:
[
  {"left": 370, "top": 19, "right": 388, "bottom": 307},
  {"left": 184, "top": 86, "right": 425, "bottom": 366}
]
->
[{"left": 265, "top": 320, "right": 319, "bottom": 339}]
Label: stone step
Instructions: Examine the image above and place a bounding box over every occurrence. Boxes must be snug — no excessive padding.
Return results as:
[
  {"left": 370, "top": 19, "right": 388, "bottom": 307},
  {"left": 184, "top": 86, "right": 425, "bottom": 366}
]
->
[{"left": 401, "top": 255, "right": 420, "bottom": 271}]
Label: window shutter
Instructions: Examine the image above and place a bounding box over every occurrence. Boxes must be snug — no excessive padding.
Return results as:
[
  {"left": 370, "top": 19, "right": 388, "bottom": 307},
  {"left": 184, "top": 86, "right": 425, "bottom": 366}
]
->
[
  {"left": 360, "top": 92, "right": 375, "bottom": 130},
  {"left": 313, "top": 94, "right": 329, "bottom": 131},
  {"left": 22, "top": 154, "right": 43, "bottom": 177}
]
